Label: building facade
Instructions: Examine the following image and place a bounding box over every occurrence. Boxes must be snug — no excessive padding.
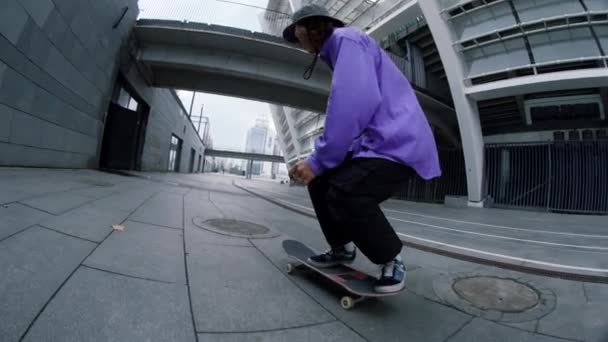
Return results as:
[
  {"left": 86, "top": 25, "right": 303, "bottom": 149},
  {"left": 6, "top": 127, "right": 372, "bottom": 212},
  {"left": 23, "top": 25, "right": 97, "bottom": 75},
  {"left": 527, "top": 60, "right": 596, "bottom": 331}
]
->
[
  {"left": 264, "top": 0, "right": 608, "bottom": 213},
  {"left": 0, "top": 0, "right": 207, "bottom": 173}
]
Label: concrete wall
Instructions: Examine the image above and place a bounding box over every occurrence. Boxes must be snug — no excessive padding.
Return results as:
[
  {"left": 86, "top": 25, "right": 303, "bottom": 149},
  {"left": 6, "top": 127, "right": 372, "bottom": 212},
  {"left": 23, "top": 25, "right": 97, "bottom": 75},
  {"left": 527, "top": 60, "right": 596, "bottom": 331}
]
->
[
  {"left": 0, "top": 0, "right": 138, "bottom": 168},
  {"left": 0, "top": 0, "right": 205, "bottom": 172}
]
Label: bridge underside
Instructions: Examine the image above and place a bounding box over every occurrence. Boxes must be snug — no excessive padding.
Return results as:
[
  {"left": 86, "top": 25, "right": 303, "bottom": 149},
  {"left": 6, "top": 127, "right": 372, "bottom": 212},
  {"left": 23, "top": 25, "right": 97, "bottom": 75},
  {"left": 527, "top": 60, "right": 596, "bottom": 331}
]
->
[
  {"left": 134, "top": 20, "right": 461, "bottom": 147},
  {"left": 147, "top": 67, "right": 328, "bottom": 113},
  {"left": 205, "top": 150, "right": 285, "bottom": 163}
]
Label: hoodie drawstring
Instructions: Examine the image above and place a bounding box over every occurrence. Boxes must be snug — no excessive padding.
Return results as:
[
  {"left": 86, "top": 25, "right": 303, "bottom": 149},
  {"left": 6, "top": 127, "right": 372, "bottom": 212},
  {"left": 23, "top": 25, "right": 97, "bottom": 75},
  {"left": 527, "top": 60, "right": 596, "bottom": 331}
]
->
[{"left": 303, "top": 53, "right": 319, "bottom": 80}]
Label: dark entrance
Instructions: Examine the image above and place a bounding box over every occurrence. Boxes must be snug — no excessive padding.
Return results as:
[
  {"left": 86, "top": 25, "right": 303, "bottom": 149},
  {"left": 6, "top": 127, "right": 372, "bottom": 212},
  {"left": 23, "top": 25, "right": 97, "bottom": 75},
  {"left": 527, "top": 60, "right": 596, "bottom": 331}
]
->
[
  {"left": 100, "top": 80, "right": 149, "bottom": 170},
  {"left": 189, "top": 148, "right": 196, "bottom": 173},
  {"left": 168, "top": 135, "right": 183, "bottom": 172}
]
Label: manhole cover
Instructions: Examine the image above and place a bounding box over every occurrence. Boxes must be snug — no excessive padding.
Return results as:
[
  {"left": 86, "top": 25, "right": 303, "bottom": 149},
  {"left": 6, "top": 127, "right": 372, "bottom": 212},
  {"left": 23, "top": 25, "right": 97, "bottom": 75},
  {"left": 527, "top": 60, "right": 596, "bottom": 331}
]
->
[
  {"left": 206, "top": 219, "right": 269, "bottom": 235},
  {"left": 433, "top": 272, "right": 556, "bottom": 322},
  {"left": 80, "top": 179, "right": 114, "bottom": 187},
  {"left": 193, "top": 217, "right": 279, "bottom": 239},
  {"left": 453, "top": 276, "right": 539, "bottom": 312}
]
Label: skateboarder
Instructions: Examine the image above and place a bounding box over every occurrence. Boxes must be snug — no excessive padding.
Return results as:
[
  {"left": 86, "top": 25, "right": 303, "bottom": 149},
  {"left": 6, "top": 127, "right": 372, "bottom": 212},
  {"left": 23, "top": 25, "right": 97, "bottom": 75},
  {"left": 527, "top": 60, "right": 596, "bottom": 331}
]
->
[{"left": 284, "top": 5, "right": 441, "bottom": 293}]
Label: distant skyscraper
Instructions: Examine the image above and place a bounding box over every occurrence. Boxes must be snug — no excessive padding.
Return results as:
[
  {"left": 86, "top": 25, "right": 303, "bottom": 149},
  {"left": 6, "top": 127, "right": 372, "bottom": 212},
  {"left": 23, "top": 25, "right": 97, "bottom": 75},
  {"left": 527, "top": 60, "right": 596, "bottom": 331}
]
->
[
  {"left": 271, "top": 135, "right": 282, "bottom": 178},
  {"left": 244, "top": 117, "right": 270, "bottom": 175}
]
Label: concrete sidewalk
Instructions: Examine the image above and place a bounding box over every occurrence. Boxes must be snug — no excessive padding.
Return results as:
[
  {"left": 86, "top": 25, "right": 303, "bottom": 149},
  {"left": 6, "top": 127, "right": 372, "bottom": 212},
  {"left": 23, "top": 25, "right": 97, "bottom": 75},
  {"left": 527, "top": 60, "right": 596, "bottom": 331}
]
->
[{"left": 1, "top": 168, "right": 606, "bottom": 341}]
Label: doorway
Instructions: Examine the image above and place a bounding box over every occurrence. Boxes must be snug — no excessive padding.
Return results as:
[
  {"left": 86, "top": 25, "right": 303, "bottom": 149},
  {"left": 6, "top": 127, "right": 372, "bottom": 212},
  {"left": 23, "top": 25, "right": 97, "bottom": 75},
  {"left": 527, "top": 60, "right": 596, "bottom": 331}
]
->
[
  {"left": 168, "top": 135, "right": 183, "bottom": 172},
  {"left": 100, "top": 79, "right": 149, "bottom": 170},
  {"left": 189, "top": 148, "right": 196, "bottom": 173}
]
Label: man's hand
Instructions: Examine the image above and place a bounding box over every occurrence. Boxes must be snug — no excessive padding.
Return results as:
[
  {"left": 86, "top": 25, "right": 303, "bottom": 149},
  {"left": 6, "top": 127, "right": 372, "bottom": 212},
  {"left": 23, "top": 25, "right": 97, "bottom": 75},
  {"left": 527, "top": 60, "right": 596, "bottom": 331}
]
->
[{"left": 289, "top": 160, "right": 317, "bottom": 185}]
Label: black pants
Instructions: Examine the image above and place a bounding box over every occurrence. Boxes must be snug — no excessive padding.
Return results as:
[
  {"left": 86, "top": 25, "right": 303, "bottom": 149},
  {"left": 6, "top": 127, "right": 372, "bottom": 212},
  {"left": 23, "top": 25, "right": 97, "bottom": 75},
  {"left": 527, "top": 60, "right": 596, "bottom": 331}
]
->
[{"left": 307, "top": 157, "right": 413, "bottom": 265}]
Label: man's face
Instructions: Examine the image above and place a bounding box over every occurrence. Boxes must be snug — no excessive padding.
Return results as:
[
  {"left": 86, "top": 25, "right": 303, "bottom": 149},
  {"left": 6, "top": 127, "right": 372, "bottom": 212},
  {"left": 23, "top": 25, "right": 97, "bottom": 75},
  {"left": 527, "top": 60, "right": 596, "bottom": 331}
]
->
[{"left": 294, "top": 25, "right": 317, "bottom": 54}]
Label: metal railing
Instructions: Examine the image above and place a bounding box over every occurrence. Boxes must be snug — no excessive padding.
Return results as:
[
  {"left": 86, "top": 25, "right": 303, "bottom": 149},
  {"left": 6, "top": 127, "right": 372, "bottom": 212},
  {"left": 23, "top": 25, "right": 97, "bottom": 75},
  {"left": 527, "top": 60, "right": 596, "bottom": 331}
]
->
[
  {"left": 455, "top": 11, "right": 608, "bottom": 52},
  {"left": 379, "top": 15, "right": 427, "bottom": 49},
  {"left": 362, "top": 0, "right": 416, "bottom": 31},
  {"left": 138, "top": 0, "right": 291, "bottom": 37},
  {"left": 486, "top": 141, "right": 608, "bottom": 214},
  {"left": 393, "top": 149, "right": 467, "bottom": 203}
]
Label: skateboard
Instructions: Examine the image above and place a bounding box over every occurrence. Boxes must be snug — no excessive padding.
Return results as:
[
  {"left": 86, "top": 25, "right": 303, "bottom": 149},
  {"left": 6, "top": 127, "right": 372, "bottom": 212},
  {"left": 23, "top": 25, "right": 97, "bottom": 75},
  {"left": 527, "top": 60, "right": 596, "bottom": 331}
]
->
[{"left": 282, "top": 239, "right": 403, "bottom": 310}]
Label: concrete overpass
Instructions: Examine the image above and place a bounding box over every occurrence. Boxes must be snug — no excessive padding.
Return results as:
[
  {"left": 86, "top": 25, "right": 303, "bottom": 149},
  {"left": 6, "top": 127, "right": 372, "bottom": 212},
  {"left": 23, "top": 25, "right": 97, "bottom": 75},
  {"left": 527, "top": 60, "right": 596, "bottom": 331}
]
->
[
  {"left": 134, "top": 20, "right": 331, "bottom": 113},
  {"left": 133, "top": 20, "right": 461, "bottom": 146},
  {"left": 205, "top": 149, "right": 285, "bottom": 163}
]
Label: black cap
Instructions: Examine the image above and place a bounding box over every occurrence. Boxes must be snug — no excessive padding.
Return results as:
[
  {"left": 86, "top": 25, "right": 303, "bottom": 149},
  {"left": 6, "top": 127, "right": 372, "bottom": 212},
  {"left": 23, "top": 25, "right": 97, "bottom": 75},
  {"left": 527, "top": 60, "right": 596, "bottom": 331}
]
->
[{"left": 282, "top": 4, "right": 345, "bottom": 43}]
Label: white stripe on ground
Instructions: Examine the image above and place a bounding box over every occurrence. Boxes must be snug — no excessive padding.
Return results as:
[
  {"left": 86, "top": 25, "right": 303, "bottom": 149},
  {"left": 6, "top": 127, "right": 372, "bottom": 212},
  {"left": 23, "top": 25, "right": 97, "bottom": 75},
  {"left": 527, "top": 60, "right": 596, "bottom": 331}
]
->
[
  {"left": 249, "top": 185, "right": 608, "bottom": 239},
  {"left": 246, "top": 188, "right": 608, "bottom": 273},
  {"left": 271, "top": 197, "right": 608, "bottom": 251},
  {"left": 397, "top": 233, "right": 608, "bottom": 273},
  {"left": 389, "top": 217, "right": 608, "bottom": 251},
  {"left": 383, "top": 208, "right": 608, "bottom": 239}
]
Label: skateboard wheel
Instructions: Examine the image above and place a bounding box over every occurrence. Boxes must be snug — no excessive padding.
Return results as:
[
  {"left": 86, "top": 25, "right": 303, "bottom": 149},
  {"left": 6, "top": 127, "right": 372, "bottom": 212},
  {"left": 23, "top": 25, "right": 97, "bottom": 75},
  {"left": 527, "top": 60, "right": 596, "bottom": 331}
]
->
[
  {"left": 286, "top": 263, "right": 294, "bottom": 274},
  {"left": 340, "top": 296, "right": 354, "bottom": 310}
]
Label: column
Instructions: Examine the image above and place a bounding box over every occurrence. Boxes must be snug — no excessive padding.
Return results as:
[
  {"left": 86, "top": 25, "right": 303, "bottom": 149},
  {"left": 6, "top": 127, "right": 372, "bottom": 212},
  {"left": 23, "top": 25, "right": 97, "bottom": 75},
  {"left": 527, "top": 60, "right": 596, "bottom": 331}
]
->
[{"left": 418, "top": 0, "right": 486, "bottom": 205}]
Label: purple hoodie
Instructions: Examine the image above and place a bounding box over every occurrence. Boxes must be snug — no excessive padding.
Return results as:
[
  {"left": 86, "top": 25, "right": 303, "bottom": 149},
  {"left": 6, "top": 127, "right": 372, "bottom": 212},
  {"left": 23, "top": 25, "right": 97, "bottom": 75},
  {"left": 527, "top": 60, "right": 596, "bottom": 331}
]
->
[{"left": 306, "top": 27, "right": 442, "bottom": 180}]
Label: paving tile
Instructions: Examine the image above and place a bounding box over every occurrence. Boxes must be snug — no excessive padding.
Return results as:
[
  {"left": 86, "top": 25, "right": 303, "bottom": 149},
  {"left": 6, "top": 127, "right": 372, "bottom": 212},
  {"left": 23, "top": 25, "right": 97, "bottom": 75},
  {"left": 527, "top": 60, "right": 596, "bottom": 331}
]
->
[
  {"left": 68, "top": 185, "right": 118, "bottom": 199},
  {"left": 501, "top": 320, "right": 539, "bottom": 333},
  {"left": 331, "top": 290, "right": 472, "bottom": 342},
  {"left": 41, "top": 204, "right": 129, "bottom": 242},
  {"left": 0, "top": 203, "right": 51, "bottom": 240},
  {"left": 88, "top": 189, "right": 156, "bottom": 213},
  {"left": 22, "top": 267, "right": 195, "bottom": 342},
  {"left": 405, "top": 266, "right": 443, "bottom": 303},
  {"left": 0, "top": 226, "right": 95, "bottom": 342},
  {"left": 534, "top": 277, "right": 590, "bottom": 341},
  {"left": 84, "top": 221, "right": 185, "bottom": 284},
  {"left": 0, "top": 187, "right": 33, "bottom": 204},
  {"left": 581, "top": 302, "right": 608, "bottom": 342},
  {"left": 198, "top": 321, "right": 365, "bottom": 342},
  {"left": 129, "top": 191, "right": 184, "bottom": 229},
  {"left": 537, "top": 302, "right": 587, "bottom": 341},
  {"left": 21, "top": 192, "right": 92, "bottom": 214},
  {"left": 450, "top": 318, "right": 568, "bottom": 342},
  {"left": 188, "top": 243, "right": 333, "bottom": 332},
  {"left": 584, "top": 283, "right": 608, "bottom": 304}
]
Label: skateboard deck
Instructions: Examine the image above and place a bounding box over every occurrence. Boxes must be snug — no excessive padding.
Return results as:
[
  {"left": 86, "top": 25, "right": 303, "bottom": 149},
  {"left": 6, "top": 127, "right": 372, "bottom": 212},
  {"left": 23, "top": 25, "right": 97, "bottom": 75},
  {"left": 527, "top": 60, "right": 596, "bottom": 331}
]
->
[{"left": 282, "top": 239, "right": 403, "bottom": 309}]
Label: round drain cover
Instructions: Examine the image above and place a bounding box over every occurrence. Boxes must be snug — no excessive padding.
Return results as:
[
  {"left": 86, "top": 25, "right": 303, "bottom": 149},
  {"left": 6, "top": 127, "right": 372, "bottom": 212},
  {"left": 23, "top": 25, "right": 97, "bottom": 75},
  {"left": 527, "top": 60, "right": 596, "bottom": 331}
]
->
[
  {"left": 193, "top": 217, "right": 279, "bottom": 239},
  {"left": 206, "top": 219, "right": 269, "bottom": 236},
  {"left": 433, "top": 272, "right": 556, "bottom": 322},
  {"left": 453, "top": 276, "right": 539, "bottom": 312},
  {"left": 81, "top": 179, "right": 114, "bottom": 187}
]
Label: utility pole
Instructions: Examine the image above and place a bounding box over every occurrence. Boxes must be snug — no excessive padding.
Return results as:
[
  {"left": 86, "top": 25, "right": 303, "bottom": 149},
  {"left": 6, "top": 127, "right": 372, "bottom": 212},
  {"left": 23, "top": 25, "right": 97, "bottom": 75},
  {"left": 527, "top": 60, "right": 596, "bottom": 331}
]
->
[
  {"left": 188, "top": 92, "right": 196, "bottom": 117},
  {"left": 197, "top": 105, "right": 204, "bottom": 133},
  {"left": 201, "top": 116, "right": 210, "bottom": 146}
]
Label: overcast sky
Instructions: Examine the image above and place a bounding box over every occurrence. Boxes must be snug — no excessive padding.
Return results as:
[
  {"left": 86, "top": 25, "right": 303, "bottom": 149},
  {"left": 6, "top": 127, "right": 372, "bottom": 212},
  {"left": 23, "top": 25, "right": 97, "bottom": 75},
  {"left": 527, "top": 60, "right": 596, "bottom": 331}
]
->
[
  {"left": 177, "top": 91, "right": 275, "bottom": 151},
  {"left": 138, "top": 0, "right": 272, "bottom": 30},
  {"left": 139, "top": 0, "right": 280, "bottom": 151}
]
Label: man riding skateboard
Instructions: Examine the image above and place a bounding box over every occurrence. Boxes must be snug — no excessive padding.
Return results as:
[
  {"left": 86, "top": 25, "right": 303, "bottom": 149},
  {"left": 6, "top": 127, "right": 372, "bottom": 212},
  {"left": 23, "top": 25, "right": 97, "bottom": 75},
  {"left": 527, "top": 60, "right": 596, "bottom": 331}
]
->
[{"left": 285, "top": 5, "right": 441, "bottom": 293}]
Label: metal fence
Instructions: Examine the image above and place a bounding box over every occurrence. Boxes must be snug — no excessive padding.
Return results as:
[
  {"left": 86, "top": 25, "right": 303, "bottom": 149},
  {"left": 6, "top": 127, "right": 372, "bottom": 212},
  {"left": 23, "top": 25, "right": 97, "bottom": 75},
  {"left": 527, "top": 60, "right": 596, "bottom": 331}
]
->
[
  {"left": 486, "top": 141, "right": 608, "bottom": 214},
  {"left": 393, "top": 149, "right": 467, "bottom": 203}
]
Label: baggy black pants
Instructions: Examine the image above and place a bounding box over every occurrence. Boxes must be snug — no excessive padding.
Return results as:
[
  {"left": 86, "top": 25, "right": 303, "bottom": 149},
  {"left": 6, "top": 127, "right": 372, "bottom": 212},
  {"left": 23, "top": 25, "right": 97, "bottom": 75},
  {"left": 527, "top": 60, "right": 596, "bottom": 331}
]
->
[{"left": 307, "top": 156, "right": 414, "bottom": 265}]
